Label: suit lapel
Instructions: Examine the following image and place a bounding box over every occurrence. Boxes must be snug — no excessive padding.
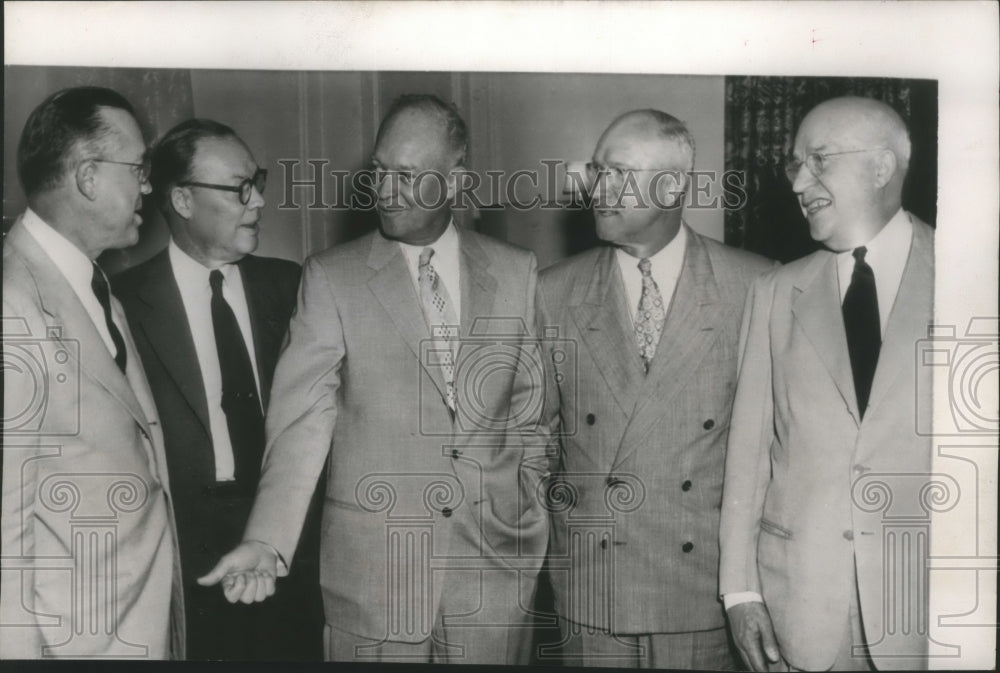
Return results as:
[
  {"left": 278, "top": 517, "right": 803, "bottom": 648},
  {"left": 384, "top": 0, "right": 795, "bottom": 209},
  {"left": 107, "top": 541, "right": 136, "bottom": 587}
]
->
[
  {"left": 366, "top": 232, "right": 451, "bottom": 404},
  {"left": 569, "top": 247, "right": 644, "bottom": 417},
  {"left": 791, "top": 251, "right": 861, "bottom": 425},
  {"left": 866, "top": 215, "right": 934, "bottom": 417},
  {"left": 613, "top": 229, "right": 728, "bottom": 467},
  {"left": 239, "top": 257, "right": 284, "bottom": 410},
  {"left": 458, "top": 229, "right": 498, "bottom": 339},
  {"left": 7, "top": 222, "right": 154, "bottom": 438},
  {"left": 132, "top": 251, "right": 211, "bottom": 436}
]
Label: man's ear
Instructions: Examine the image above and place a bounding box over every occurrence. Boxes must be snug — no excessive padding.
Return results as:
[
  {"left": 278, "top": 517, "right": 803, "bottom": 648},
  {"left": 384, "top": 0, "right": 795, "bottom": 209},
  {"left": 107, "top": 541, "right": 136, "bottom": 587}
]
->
[
  {"left": 75, "top": 160, "right": 99, "bottom": 201},
  {"left": 873, "top": 149, "right": 898, "bottom": 189},
  {"left": 653, "top": 169, "right": 686, "bottom": 209},
  {"left": 170, "top": 185, "right": 193, "bottom": 219}
]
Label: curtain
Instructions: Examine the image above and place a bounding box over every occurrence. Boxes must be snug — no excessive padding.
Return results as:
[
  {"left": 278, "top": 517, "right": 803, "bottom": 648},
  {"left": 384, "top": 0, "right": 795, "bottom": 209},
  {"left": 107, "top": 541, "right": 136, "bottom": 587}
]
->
[{"left": 724, "top": 76, "right": 937, "bottom": 262}]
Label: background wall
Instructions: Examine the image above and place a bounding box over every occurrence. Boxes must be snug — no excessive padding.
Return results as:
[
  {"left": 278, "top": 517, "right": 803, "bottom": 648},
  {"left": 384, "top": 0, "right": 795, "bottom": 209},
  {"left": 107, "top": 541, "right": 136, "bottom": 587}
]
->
[{"left": 4, "top": 67, "right": 725, "bottom": 271}]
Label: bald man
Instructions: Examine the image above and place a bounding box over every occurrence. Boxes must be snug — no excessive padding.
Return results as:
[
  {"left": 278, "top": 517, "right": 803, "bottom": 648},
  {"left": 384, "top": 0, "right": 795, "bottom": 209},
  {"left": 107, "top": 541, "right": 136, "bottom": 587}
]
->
[
  {"left": 719, "top": 97, "right": 934, "bottom": 671},
  {"left": 538, "top": 109, "right": 772, "bottom": 668}
]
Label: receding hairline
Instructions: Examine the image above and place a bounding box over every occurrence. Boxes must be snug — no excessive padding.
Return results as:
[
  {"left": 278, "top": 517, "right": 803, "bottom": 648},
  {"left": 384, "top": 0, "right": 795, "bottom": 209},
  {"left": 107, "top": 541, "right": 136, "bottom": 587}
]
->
[
  {"left": 600, "top": 109, "right": 696, "bottom": 170},
  {"left": 802, "top": 96, "right": 911, "bottom": 168}
]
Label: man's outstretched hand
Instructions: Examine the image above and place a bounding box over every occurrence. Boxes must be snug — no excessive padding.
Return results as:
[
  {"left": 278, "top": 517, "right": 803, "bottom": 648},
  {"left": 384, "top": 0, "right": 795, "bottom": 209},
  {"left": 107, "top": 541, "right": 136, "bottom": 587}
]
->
[
  {"left": 197, "top": 540, "right": 286, "bottom": 604},
  {"left": 727, "top": 601, "right": 782, "bottom": 671}
]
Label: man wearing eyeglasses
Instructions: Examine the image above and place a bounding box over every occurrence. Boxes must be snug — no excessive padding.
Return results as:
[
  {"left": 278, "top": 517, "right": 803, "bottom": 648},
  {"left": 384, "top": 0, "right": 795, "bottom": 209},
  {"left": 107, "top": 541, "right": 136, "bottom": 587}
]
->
[
  {"left": 720, "top": 96, "right": 933, "bottom": 671},
  {"left": 112, "top": 119, "right": 323, "bottom": 661},
  {"left": 2, "top": 87, "right": 185, "bottom": 658},
  {"left": 537, "top": 109, "right": 773, "bottom": 668}
]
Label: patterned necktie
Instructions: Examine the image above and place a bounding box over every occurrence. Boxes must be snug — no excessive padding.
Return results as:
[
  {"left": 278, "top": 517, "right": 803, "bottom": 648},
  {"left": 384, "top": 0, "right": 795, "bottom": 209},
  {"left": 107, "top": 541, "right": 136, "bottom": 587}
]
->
[
  {"left": 634, "top": 258, "right": 665, "bottom": 373},
  {"left": 209, "top": 269, "right": 265, "bottom": 487},
  {"left": 842, "top": 246, "right": 881, "bottom": 418},
  {"left": 418, "top": 247, "right": 458, "bottom": 410},
  {"left": 91, "top": 262, "right": 127, "bottom": 373}
]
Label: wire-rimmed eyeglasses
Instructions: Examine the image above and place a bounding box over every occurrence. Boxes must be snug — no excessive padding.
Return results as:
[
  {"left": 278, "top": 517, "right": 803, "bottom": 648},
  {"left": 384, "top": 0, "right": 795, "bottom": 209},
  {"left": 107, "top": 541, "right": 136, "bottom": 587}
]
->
[{"left": 784, "top": 148, "right": 887, "bottom": 182}]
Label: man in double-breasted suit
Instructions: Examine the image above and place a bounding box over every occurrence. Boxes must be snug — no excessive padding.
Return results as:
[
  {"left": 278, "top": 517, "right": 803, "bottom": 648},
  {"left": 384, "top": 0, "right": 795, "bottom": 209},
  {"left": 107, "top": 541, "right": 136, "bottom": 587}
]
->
[
  {"left": 719, "top": 96, "right": 934, "bottom": 671},
  {"left": 2, "top": 87, "right": 184, "bottom": 659},
  {"left": 538, "top": 109, "right": 773, "bottom": 668},
  {"left": 199, "top": 95, "right": 552, "bottom": 664},
  {"left": 113, "top": 119, "right": 323, "bottom": 660}
]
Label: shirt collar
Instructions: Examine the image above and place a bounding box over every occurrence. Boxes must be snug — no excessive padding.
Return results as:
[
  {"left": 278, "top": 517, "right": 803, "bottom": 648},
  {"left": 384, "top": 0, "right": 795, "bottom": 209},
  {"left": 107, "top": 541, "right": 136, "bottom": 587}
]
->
[
  {"left": 169, "top": 238, "right": 239, "bottom": 289},
  {"left": 615, "top": 221, "right": 688, "bottom": 269},
  {"left": 836, "top": 208, "right": 911, "bottom": 265},
  {"left": 21, "top": 207, "right": 97, "bottom": 289},
  {"left": 397, "top": 218, "right": 459, "bottom": 262}
]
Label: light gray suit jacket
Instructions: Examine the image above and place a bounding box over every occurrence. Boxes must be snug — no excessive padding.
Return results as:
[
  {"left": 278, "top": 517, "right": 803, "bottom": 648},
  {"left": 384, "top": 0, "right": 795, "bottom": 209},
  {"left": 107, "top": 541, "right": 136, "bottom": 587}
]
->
[
  {"left": 538, "top": 225, "right": 773, "bottom": 634},
  {"left": 719, "top": 214, "right": 934, "bottom": 670},
  {"left": 243, "top": 227, "right": 551, "bottom": 656},
  {"left": 2, "top": 218, "right": 185, "bottom": 659}
]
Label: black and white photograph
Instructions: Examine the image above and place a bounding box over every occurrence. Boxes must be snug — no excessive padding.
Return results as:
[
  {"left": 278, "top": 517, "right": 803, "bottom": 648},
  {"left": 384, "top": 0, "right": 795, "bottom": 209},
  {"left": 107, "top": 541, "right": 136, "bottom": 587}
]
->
[{"left": 2, "top": 2, "right": 996, "bottom": 669}]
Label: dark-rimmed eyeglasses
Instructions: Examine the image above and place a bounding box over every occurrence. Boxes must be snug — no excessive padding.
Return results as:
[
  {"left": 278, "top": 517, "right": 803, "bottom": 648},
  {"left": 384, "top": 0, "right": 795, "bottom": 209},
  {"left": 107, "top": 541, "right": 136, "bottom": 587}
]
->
[
  {"left": 89, "top": 158, "right": 151, "bottom": 184},
  {"left": 178, "top": 168, "right": 267, "bottom": 205},
  {"left": 784, "top": 148, "right": 887, "bottom": 182}
]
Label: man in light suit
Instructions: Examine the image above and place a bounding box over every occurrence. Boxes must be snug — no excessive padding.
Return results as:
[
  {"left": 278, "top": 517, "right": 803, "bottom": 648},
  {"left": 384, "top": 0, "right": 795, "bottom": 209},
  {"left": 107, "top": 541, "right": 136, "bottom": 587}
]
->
[
  {"left": 113, "top": 119, "right": 323, "bottom": 660},
  {"left": 719, "top": 96, "right": 934, "bottom": 671},
  {"left": 538, "top": 109, "right": 773, "bottom": 668},
  {"left": 2, "top": 87, "right": 184, "bottom": 658},
  {"left": 199, "top": 94, "right": 552, "bottom": 663}
]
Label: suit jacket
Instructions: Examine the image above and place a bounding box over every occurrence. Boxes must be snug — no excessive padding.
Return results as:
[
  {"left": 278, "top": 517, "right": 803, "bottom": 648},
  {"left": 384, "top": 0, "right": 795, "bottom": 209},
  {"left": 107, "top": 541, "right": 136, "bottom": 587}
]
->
[
  {"left": 537, "top": 225, "right": 773, "bottom": 634},
  {"left": 1, "top": 218, "right": 185, "bottom": 659},
  {"left": 113, "top": 249, "right": 323, "bottom": 660},
  {"left": 243, "top": 227, "right": 552, "bottom": 656},
  {"left": 719, "top": 214, "right": 934, "bottom": 670}
]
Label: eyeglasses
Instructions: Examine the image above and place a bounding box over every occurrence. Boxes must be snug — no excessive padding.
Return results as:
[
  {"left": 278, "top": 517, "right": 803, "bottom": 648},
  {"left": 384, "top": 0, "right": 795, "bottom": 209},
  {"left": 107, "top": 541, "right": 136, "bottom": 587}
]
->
[
  {"left": 89, "top": 158, "right": 151, "bottom": 184},
  {"left": 178, "top": 168, "right": 267, "bottom": 205},
  {"left": 584, "top": 162, "right": 682, "bottom": 188},
  {"left": 784, "top": 148, "right": 887, "bottom": 182}
]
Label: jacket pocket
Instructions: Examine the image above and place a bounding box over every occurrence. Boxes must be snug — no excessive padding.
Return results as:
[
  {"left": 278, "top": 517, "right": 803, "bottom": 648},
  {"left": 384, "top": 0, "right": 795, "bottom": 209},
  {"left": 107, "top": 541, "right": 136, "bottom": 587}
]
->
[{"left": 759, "top": 517, "right": 794, "bottom": 540}]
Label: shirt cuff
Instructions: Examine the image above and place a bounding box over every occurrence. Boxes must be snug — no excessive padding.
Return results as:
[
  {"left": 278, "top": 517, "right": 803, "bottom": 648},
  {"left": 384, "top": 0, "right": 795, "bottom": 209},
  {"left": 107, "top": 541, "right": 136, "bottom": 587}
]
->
[
  {"left": 723, "top": 591, "right": 764, "bottom": 610},
  {"left": 245, "top": 539, "right": 289, "bottom": 576}
]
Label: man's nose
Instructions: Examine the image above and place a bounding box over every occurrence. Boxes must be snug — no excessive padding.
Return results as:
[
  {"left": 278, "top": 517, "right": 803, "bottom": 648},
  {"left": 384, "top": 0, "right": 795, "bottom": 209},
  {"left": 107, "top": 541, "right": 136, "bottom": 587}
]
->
[{"left": 790, "top": 161, "right": 815, "bottom": 194}]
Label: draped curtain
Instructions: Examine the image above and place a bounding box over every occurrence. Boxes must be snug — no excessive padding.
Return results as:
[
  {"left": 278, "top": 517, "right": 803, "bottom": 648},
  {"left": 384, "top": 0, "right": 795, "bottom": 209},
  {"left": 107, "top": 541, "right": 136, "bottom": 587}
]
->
[{"left": 724, "top": 76, "right": 937, "bottom": 262}]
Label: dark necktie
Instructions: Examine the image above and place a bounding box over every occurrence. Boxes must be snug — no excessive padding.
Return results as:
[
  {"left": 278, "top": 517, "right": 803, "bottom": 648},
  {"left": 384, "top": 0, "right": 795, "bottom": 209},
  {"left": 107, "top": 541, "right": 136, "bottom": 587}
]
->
[
  {"left": 91, "top": 262, "right": 127, "bottom": 373},
  {"left": 842, "top": 247, "right": 881, "bottom": 418},
  {"left": 209, "top": 269, "right": 264, "bottom": 486}
]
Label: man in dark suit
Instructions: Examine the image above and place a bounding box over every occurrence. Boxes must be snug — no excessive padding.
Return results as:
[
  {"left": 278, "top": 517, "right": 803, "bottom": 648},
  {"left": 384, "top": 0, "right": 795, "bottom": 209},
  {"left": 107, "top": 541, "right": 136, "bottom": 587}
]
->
[
  {"left": 3, "top": 86, "right": 185, "bottom": 658},
  {"left": 114, "top": 119, "right": 322, "bottom": 661},
  {"left": 538, "top": 109, "right": 773, "bottom": 668},
  {"left": 720, "top": 96, "right": 934, "bottom": 671}
]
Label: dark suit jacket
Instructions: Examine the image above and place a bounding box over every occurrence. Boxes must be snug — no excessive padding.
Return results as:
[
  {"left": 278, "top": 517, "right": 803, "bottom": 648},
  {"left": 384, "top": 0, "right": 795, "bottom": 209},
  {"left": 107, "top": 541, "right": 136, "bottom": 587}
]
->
[
  {"left": 113, "top": 248, "right": 323, "bottom": 661},
  {"left": 538, "top": 225, "right": 774, "bottom": 634}
]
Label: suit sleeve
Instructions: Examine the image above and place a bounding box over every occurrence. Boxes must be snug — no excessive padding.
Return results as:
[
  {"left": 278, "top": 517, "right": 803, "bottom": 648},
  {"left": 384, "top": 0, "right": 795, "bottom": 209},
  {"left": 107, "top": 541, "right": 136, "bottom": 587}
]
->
[
  {"left": 1, "top": 296, "right": 47, "bottom": 657},
  {"left": 719, "top": 272, "right": 778, "bottom": 597},
  {"left": 243, "top": 256, "right": 343, "bottom": 565}
]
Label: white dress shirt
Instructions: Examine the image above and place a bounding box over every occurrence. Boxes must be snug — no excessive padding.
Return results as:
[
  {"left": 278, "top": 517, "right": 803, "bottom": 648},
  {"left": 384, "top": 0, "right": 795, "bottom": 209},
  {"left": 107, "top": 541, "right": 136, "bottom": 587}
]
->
[
  {"left": 724, "top": 209, "right": 915, "bottom": 612},
  {"left": 836, "top": 208, "right": 913, "bottom": 337},
  {"left": 397, "top": 219, "right": 462, "bottom": 322},
  {"left": 21, "top": 208, "right": 125, "bottom": 359},
  {"left": 615, "top": 222, "right": 688, "bottom": 326},
  {"left": 169, "top": 240, "right": 262, "bottom": 481}
]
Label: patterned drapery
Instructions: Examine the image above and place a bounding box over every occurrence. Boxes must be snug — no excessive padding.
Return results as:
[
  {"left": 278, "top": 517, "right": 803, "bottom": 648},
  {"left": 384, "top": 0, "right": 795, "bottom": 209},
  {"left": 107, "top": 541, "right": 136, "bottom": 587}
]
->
[{"left": 724, "top": 76, "right": 937, "bottom": 262}]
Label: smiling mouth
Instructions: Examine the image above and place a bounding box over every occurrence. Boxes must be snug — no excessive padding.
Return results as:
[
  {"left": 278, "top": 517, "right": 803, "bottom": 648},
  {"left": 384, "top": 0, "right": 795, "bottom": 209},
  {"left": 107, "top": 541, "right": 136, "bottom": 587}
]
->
[{"left": 802, "top": 198, "right": 831, "bottom": 215}]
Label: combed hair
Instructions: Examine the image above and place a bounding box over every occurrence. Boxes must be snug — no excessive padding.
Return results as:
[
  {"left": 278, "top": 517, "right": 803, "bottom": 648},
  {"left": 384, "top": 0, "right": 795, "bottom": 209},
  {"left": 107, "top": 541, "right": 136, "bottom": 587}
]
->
[
  {"left": 376, "top": 94, "right": 469, "bottom": 166},
  {"left": 149, "top": 118, "right": 239, "bottom": 213},
  {"left": 632, "top": 108, "right": 696, "bottom": 172},
  {"left": 17, "top": 86, "right": 136, "bottom": 198}
]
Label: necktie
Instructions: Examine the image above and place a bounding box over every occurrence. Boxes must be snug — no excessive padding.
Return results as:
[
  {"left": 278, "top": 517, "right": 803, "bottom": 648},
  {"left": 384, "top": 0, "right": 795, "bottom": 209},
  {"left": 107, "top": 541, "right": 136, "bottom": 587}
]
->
[
  {"left": 634, "top": 258, "right": 665, "bottom": 373},
  {"left": 418, "top": 248, "right": 458, "bottom": 410},
  {"left": 91, "top": 262, "right": 127, "bottom": 373},
  {"left": 209, "top": 269, "right": 264, "bottom": 486},
  {"left": 842, "top": 246, "right": 881, "bottom": 418}
]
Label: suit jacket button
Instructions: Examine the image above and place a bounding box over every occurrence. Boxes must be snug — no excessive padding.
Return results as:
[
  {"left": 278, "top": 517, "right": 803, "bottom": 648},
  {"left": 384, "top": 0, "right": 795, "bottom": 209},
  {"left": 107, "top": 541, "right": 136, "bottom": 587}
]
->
[
  {"left": 586, "top": 413, "right": 596, "bottom": 426},
  {"left": 442, "top": 507, "right": 453, "bottom": 518},
  {"left": 452, "top": 449, "right": 461, "bottom": 459},
  {"left": 682, "top": 541, "right": 694, "bottom": 553},
  {"left": 843, "top": 530, "right": 854, "bottom": 541},
  {"left": 606, "top": 475, "right": 621, "bottom": 487},
  {"left": 703, "top": 419, "right": 715, "bottom": 430},
  {"left": 600, "top": 538, "right": 608, "bottom": 550},
  {"left": 681, "top": 480, "right": 692, "bottom": 491}
]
